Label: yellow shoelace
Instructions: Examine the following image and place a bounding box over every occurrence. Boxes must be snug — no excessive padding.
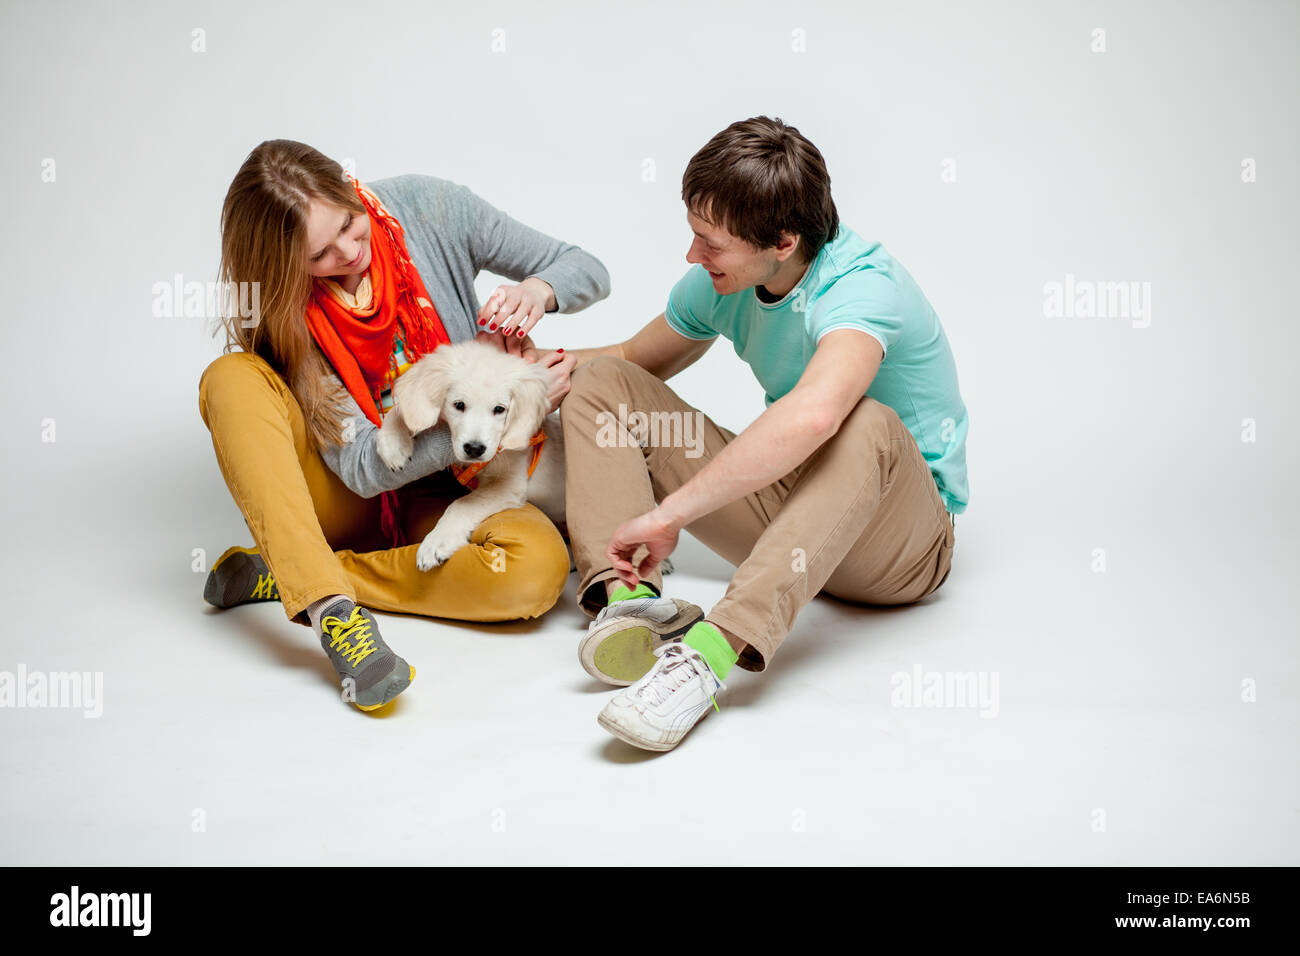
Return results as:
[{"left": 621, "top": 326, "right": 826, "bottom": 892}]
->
[
  {"left": 321, "top": 607, "right": 378, "bottom": 667},
  {"left": 251, "top": 573, "right": 278, "bottom": 600}
]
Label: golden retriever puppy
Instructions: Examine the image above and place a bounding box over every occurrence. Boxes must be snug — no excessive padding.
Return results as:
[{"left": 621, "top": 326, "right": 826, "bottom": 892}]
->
[{"left": 375, "top": 339, "right": 566, "bottom": 570}]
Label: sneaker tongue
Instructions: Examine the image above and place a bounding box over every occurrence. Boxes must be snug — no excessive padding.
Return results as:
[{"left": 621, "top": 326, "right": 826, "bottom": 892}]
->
[
  {"left": 638, "top": 647, "right": 697, "bottom": 704},
  {"left": 323, "top": 598, "right": 355, "bottom": 621}
]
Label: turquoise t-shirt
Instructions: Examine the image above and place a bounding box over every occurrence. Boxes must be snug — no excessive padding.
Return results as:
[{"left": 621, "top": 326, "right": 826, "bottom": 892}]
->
[{"left": 664, "top": 226, "right": 969, "bottom": 514}]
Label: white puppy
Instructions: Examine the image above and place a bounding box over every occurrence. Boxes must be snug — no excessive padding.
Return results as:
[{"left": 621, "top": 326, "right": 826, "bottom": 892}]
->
[{"left": 375, "top": 339, "right": 566, "bottom": 571}]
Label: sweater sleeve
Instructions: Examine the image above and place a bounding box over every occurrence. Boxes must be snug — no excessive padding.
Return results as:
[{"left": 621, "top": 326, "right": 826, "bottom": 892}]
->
[
  {"left": 449, "top": 180, "right": 611, "bottom": 313},
  {"left": 316, "top": 375, "right": 455, "bottom": 498}
]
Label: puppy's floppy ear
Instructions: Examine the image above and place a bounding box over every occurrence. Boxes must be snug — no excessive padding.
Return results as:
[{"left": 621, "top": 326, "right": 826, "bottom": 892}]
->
[
  {"left": 499, "top": 365, "right": 551, "bottom": 450},
  {"left": 392, "top": 349, "right": 454, "bottom": 434}
]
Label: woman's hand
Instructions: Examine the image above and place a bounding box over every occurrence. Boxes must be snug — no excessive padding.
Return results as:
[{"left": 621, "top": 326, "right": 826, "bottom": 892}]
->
[
  {"left": 475, "top": 327, "right": 540, "bottom": 361},
  {"left": 474, "top": 331, "right": 574, "bottom": 414},
  {"left": 476, "top": 277, "right": 556, "bottom": 340},
  {"left": 533, "top": 348, "right": 576, "bottom": 414}
]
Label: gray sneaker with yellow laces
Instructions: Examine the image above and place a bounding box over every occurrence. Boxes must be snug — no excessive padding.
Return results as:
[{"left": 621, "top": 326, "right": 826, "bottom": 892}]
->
[
  {"left": 314, "top": 597, "right": 415, "bottom": 712},
  {"left": 204, "top": 546, "right": 280, "bottom": 608}
]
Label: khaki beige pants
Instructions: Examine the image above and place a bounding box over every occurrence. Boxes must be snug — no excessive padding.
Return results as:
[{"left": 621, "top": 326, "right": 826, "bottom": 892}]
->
[
  {"left": 560, "top": 356, "right": 956, "bottom": 672},
  {"left": 197, "top": 351, "right": 570, "bottom": 628}
]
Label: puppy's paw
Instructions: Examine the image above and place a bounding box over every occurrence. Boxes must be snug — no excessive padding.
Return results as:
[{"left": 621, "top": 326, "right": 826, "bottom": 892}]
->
[
  {"left": 415, "top": 528, "right": 470, "bottom": 571},
  {"left": 376, "top": 428, "right": 413, "bottom": 471}
]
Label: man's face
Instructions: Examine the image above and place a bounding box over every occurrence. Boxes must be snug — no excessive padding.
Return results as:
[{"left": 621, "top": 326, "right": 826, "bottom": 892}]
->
[{"left": 685, "top": 207, "right": 783, "bottom": 297}]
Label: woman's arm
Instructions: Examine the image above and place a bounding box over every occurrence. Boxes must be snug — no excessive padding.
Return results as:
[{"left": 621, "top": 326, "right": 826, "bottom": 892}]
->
[
  {"left": 452, "top": 180, "right": 611, "bottom": 314},
  {"left": 316, "top": 376, "right": 455, "bottom": 498},
  {"left": 367, "top": 174, "right": 610, "bottom": 341}
]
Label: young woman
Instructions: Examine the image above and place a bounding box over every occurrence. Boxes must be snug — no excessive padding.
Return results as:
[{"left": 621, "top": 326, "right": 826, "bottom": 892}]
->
[{"left": 198, "top": 139, "right": 608, "bottom": 712}]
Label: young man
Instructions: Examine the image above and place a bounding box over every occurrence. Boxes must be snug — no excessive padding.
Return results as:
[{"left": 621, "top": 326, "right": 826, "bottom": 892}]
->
[{"left": 562, "top": 116, "right": 969, "bottom": 752}]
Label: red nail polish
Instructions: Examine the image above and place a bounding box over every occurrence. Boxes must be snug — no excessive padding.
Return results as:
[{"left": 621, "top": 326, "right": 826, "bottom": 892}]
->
[
  {"left": 516, "top": 328, "right": 525, "bottom": 337},
  {"left": 478, "top": 318, "right": 486, "bottom": 326},
  {"left": 556, "top": 348, "right": 564, "bottom": 353},
  {"left": 488, "top": 323, "right": 496, "bottom": 331}
]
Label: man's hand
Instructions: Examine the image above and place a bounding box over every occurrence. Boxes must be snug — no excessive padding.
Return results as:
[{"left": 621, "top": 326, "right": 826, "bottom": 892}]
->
[{"left": 606, "top": 508, "right": 680, "bottom": 590}]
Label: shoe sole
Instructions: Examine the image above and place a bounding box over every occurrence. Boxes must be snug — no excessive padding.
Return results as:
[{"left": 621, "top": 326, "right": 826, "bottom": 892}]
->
[
  {"left": 579, "top": 602, "right": 704, "bottom": 687},
  {"left": 204, "top": 545, "right": 278, "bottom": 608},
  {"left": 353, "top": 664, "right": 416, "bottom": 712}
]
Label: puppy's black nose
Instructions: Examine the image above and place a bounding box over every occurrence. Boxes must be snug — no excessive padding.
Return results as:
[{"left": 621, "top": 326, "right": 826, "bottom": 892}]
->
[{"left": 463, "top": 441, "right": 487, "bottom": 459}]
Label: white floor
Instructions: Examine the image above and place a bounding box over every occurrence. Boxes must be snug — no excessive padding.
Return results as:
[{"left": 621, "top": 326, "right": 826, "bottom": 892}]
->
[
  {"left": 3, "top": 456, "right": 1296, "bottom": 865},
  {"left": 3, "top": 0, "right": 1298, "bottom": 867}
]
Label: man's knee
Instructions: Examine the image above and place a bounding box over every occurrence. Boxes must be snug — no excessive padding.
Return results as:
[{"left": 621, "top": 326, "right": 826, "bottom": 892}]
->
[
  {"left": 561, "top": 355, "right": 641, "bottom": 430},
  {"left": 567, "top": 354, "right": 641, "bottom": 398},
  {"left": 842, "top": 396, "right": 901, "bottom": 434},
  {"left": 824, "top": 397, "right": 907, "bottom": 460}
]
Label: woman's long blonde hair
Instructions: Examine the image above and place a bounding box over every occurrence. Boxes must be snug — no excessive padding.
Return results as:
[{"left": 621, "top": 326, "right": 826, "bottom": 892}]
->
[{"left": 216, "top": 139, "right": 366, "bottom": 453}]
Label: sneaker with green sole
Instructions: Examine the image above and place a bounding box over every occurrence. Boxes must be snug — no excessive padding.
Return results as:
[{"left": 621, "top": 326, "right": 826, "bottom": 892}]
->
[
  {"left": 578, "top": 593, "right": 705, "bottom": 687},
  {"left": 204, "top": 546, "right": 280, "bottom": 608},
  {"left": 316, "top": 598, "right": 415, "bottom": 712}
]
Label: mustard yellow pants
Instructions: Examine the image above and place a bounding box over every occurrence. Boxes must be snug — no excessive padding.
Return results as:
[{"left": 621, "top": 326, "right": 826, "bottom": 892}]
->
[{"left": 197, "top": 351, "right": 571, "bottom": 628}]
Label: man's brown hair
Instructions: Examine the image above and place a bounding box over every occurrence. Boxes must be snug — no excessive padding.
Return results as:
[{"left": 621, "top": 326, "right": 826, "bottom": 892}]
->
[{"left": 681, "top": 116, "right": 840, "bottom": 264}]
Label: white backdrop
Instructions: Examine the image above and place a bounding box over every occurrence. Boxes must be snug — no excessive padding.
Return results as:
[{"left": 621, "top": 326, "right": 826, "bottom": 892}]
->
[{"left": 1, "top": 0, "right": 1296, "bottom": 865}]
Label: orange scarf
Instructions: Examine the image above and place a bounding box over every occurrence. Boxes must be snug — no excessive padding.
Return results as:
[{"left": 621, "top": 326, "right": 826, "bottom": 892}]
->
[{"left": 305, "top": 174, "right": 452, "bottom": 549}]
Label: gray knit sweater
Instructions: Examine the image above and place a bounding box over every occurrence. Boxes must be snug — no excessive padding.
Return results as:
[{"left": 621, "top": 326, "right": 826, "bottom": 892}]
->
[{"left": 317, "top": 173, "right": 610, "bottom": 497}]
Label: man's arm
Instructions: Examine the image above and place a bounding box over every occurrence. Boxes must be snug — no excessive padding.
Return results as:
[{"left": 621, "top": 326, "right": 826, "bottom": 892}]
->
[
  {"left": 653, "top": 329, "right": 885, "bottom": 529},
  {"left": 568, "top": 312, "right": 716, "bottom": 380}
]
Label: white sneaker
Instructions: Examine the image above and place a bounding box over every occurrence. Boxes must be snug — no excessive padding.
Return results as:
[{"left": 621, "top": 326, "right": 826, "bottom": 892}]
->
[
  {"left": 579, "top": 594, "right": 704, "bottom": 686},
  {"left": 597, "top": 642, "right": 725, "bottom": 752}
]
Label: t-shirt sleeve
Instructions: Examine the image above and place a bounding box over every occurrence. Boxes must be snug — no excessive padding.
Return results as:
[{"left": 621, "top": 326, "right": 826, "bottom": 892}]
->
[
  {"left": 664, "top": 266, "right": 721, "bottom": 340},
  {"left": 806, "top": 268, "right": 905, "bottom": 358}
]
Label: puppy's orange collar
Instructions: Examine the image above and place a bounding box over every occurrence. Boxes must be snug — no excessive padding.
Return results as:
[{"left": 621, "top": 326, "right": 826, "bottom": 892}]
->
[{"left": 448, "top": 428, "right": 546, "bottom": 490}]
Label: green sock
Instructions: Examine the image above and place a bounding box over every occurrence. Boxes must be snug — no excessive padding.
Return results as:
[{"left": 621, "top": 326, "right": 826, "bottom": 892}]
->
[
  {"left": 606, "top": 580, "right": 657, "bottom": 604},
  {"left": 682, "top": 621, "right": 739, "bottom": 681}
]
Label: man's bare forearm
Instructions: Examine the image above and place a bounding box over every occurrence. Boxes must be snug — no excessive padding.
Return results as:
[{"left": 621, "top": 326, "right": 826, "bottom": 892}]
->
[{"left": 654, "top": 389, "right": 833, "bottom": 530}]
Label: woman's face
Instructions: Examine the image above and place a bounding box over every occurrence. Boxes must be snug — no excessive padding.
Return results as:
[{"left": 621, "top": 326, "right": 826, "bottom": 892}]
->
[{"left": 304, "top": 198, "right": 371, "bottom": 279}]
